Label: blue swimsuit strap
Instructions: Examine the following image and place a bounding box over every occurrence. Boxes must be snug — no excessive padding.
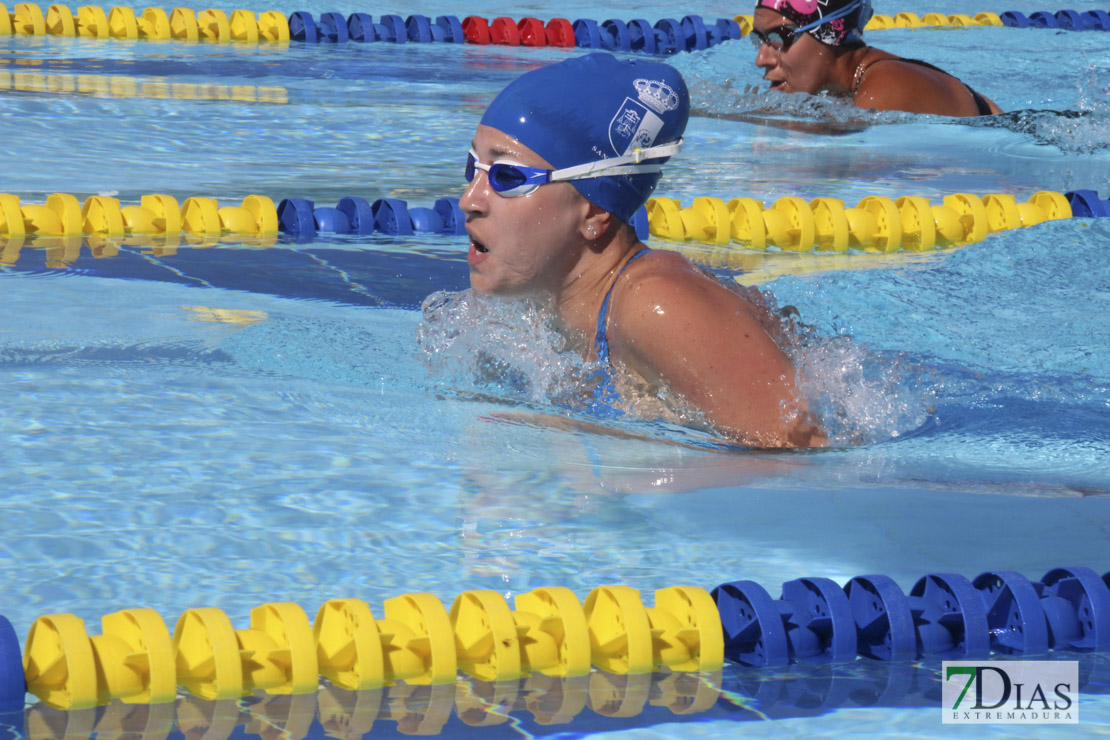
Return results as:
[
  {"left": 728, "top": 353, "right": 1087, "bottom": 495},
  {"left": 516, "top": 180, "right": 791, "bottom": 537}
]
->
[
  {"left": 585, "top": 249, "right": 651, "bottom": 415},
  {"left": 594, "top": 249, "right": 651, "bottom": 367}
]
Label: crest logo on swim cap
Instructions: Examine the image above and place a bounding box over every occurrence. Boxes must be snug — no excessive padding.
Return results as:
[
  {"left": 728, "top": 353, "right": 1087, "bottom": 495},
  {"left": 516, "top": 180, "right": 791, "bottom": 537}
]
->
[
  {"left": 633, "top": 78, "right": 680, "bottom": 114},
  {"left": 608, "top": 98, "right": 664, "bottom": 157}
]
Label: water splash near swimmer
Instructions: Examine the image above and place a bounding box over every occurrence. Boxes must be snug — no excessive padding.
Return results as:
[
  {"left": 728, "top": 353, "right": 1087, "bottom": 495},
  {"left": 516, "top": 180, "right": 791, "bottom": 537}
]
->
[
  {"left": 416, "top": 289, "right": 596, "bottom": 407},
  {"left": 773, "top": 306, "right": 938, "bottom": 447},
  {"left": 417, "top": 287, "right": 744, "bottom": 442},
  {"left": 965, "top": 58, "right": 1110, "bottom": 153},
  {"left": 417, "top": 286, "right": 932, "bottom": 448},
  {"left": 674, "top": 48, "right": 909, "bottom": 129}
]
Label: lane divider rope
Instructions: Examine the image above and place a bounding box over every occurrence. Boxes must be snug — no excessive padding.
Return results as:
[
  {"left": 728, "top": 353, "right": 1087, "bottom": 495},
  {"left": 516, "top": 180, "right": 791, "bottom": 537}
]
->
[
  {"left": 6, "top": 5, "right": 1097, "bottom": 55},
  {"left": 0, "top": 566, "right": 1106, "bottom": 713},
  {"left": 2, "top": 190, "right": 1107, "bottom": 252},
  {"left": 0, "top": 4, "right": 745, "bottom": 52},
  {"left": 644, "top": 189, "right": 1095, "bottom": 252}
]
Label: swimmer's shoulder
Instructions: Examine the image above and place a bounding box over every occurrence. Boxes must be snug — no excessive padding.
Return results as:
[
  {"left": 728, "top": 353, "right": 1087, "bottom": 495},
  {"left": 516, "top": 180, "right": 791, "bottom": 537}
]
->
[
  {"left": 610, "top": 249, "right": 769, "bottom": 340},
  {"left": 852, "top": 56, "right": 948, "bottom": 114},
  {"left": 617, "top": 248, "right": 718, "bottom": 299},
  {"left": 854, "top": 52, "right": 995, "bottom": 116}
]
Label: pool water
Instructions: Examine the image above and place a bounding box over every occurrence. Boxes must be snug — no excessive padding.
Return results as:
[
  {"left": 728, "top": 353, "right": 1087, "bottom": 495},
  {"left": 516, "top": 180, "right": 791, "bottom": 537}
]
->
[{"left": 2, "top": 0, "right": 1110, "bottom": 737}]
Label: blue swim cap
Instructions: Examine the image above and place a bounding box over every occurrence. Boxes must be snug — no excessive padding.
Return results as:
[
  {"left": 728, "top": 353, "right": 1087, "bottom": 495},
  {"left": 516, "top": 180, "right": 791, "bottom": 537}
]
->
[{"left": 480, "top": 53, "right": 689, "bottom": 224}]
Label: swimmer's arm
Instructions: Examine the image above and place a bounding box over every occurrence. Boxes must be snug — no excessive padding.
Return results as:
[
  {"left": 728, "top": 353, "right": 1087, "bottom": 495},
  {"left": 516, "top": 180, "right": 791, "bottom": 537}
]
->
[{"left": 611, "top": 270, "right": 826, "bottom": 449}]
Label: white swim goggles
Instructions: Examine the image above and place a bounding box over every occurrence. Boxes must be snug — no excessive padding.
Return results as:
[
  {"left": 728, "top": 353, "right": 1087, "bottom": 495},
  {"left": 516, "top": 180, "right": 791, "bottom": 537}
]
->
[{"left": 465, "top": 139, "right": 683, "bottom": 198}]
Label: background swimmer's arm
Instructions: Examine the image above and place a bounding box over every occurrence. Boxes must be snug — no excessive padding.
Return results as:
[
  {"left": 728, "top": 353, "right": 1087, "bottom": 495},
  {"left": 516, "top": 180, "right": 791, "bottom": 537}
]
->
[{"left": 610, "top": 265, "right": 826, "bottom": 449}]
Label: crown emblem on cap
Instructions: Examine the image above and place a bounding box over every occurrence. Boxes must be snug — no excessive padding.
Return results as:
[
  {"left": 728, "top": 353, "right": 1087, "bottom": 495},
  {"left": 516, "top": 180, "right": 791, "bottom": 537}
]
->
[{"left": 633, "top": 78, "right": 679, "bottom": 114}]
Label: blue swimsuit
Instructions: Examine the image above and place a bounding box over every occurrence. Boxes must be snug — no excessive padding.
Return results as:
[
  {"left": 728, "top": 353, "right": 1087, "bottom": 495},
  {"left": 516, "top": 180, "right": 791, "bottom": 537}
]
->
[{"left": 587, "top": 249, "right": 651, "bottom": 414}]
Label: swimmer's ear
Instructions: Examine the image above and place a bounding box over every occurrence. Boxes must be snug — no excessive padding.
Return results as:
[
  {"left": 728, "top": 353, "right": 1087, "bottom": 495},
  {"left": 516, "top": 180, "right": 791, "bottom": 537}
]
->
[{"left": 580, "top": 203, "right": 616, "bottom": 242}]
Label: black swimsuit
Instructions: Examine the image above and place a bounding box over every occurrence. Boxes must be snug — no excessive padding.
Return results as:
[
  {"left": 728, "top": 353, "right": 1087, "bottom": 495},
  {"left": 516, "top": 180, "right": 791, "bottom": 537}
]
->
[{"left": 856, "top": 57, "right": 993, "bottom": 116}]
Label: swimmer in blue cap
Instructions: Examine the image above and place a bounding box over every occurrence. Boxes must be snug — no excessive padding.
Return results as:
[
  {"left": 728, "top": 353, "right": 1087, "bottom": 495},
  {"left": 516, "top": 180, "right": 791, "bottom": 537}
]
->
[
  {"left": 752, "top": 0, "right": 1001, "bottom": 116},
  {"left": 462, "top": 53, "right": 825, "bottom": 448}
]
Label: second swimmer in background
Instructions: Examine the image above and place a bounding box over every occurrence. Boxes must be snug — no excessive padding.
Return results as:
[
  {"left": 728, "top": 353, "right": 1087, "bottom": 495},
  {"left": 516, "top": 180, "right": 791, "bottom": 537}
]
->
[{"left": 751, "top": 0, "right": 1003, "bottom": 117}]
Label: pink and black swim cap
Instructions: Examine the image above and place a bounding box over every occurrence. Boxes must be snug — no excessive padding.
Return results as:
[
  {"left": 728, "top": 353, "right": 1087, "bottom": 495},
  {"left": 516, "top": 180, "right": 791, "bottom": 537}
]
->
[{"left": 756, "top": 0, "right": 873, "bottom": 46}]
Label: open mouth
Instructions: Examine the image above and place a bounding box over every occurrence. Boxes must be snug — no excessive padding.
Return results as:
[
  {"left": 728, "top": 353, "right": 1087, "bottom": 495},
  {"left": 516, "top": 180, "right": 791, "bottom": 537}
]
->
[
  {"left": 768, "top": 80, "right": 786, "bottom": 91},
  {"left": 471, "top": 238, "right": 488, "bottom": 253}
]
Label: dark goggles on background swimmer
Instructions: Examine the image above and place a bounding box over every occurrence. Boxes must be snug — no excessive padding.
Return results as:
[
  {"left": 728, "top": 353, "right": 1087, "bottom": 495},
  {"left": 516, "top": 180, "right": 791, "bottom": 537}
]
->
[
  {"left": 465, "top": 140, "right": 683, "bottom": 198},
  {"left": 750, "top": 0, "right": 865, "bottom": 51},
  {"left": 749, "top": 23, "right": 803, "bottom": 51}
]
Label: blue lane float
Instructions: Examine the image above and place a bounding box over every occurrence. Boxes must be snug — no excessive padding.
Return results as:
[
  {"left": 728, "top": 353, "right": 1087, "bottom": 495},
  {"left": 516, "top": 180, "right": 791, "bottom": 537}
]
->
[
  {"left": 293, "top": 11, "right": 434, "bottom": 43},
  {"left": 780, "top": 577, "right": 858, "bottom": 662},
  {"left": 287, "top": 11, "right": 317, "bottom": 42},
  {"left": 845, "top": 574, "right": 917, "bottom": 661},
  {"left": 0, "top": 615, "right": 22, "bottom": 712},
  {"left": 277, "top": 196, "right": 467, "bottom": 240},
  {"left": 601, "top": 19, "right": 632, "bottom": 51},
  {"left": 628, "top": 18, "right": 657, "bottom": 54},
  {"left": 713, "top": 567, "right": 1110, "bottom": 668},
  {"left": 911, "top": 572, "right": 992, "bottom": 658},
  {"left": 378, "top": 14, "right": 407, "bottom": 43},
  {"left": 973, "top": 570, "right": 1050, "bottom": 655},
  {"left": 274, "top": 197, "right": 650, "bottom": 242},
  {"left": 713, "top": 580, "right": 791, "bottom": 667},
  {"left": 318, "top": 11, "right": 348, "bottom": 43},
  {"left": 1000, "top": 9, "right": 1110, "bottom": 29},
  {"left": 1041, "top": 567, "right": 1110, "bottom": 652},
  {"left": 1029, "top": 10, "right": 1061, "bottom": 27},
  {"left": 1066, "top": 189, "right": 1110, "bottom": 217}
]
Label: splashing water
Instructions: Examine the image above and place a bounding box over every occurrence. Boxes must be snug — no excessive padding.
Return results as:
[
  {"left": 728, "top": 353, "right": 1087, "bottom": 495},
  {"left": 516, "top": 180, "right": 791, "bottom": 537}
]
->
[
  {"left": 417, "top": 285, "right": 931, "bottom": 449},
  {"left": 686, "top": 72, "right": 902, "bottom": 128},
  {"left": 416, "top": 290, "right": 595, "bottom": 407},
  {"left": 790, "top": 332, "right": 938, "bottom": 447}
]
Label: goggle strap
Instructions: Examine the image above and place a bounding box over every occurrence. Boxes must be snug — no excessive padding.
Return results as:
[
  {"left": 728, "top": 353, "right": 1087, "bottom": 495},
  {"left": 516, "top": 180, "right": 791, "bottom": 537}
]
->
[
  {"left": 549, "top": 164, "right": 663, "bottom": 182},
  {"left": 549, "top": 139, "right": 683, "bottom": 181}
]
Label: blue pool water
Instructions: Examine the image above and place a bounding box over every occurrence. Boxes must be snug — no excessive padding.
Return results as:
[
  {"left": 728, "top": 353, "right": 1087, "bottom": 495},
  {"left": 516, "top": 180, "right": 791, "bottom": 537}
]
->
[{"left": 2, "top": 0, "right": 1110, "bottom": 737}]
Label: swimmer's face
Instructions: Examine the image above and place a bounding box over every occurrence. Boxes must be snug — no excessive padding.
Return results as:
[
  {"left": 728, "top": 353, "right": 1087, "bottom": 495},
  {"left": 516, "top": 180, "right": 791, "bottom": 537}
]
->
[
  {"left": 460, "top": 124, "right": 594, "bottom": 297},
  {"left": 753, "top": 8, "right": 835, "bottom": 95}
]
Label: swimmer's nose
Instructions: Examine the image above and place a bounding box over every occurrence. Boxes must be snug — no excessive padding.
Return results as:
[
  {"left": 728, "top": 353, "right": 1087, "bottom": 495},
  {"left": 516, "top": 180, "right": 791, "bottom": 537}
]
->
[
  {"left": 459, "top": 169, "right": 490, "bottom": 217},
  {"left": 754, "top": 44, "right": 778, "bottom": 70}
]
